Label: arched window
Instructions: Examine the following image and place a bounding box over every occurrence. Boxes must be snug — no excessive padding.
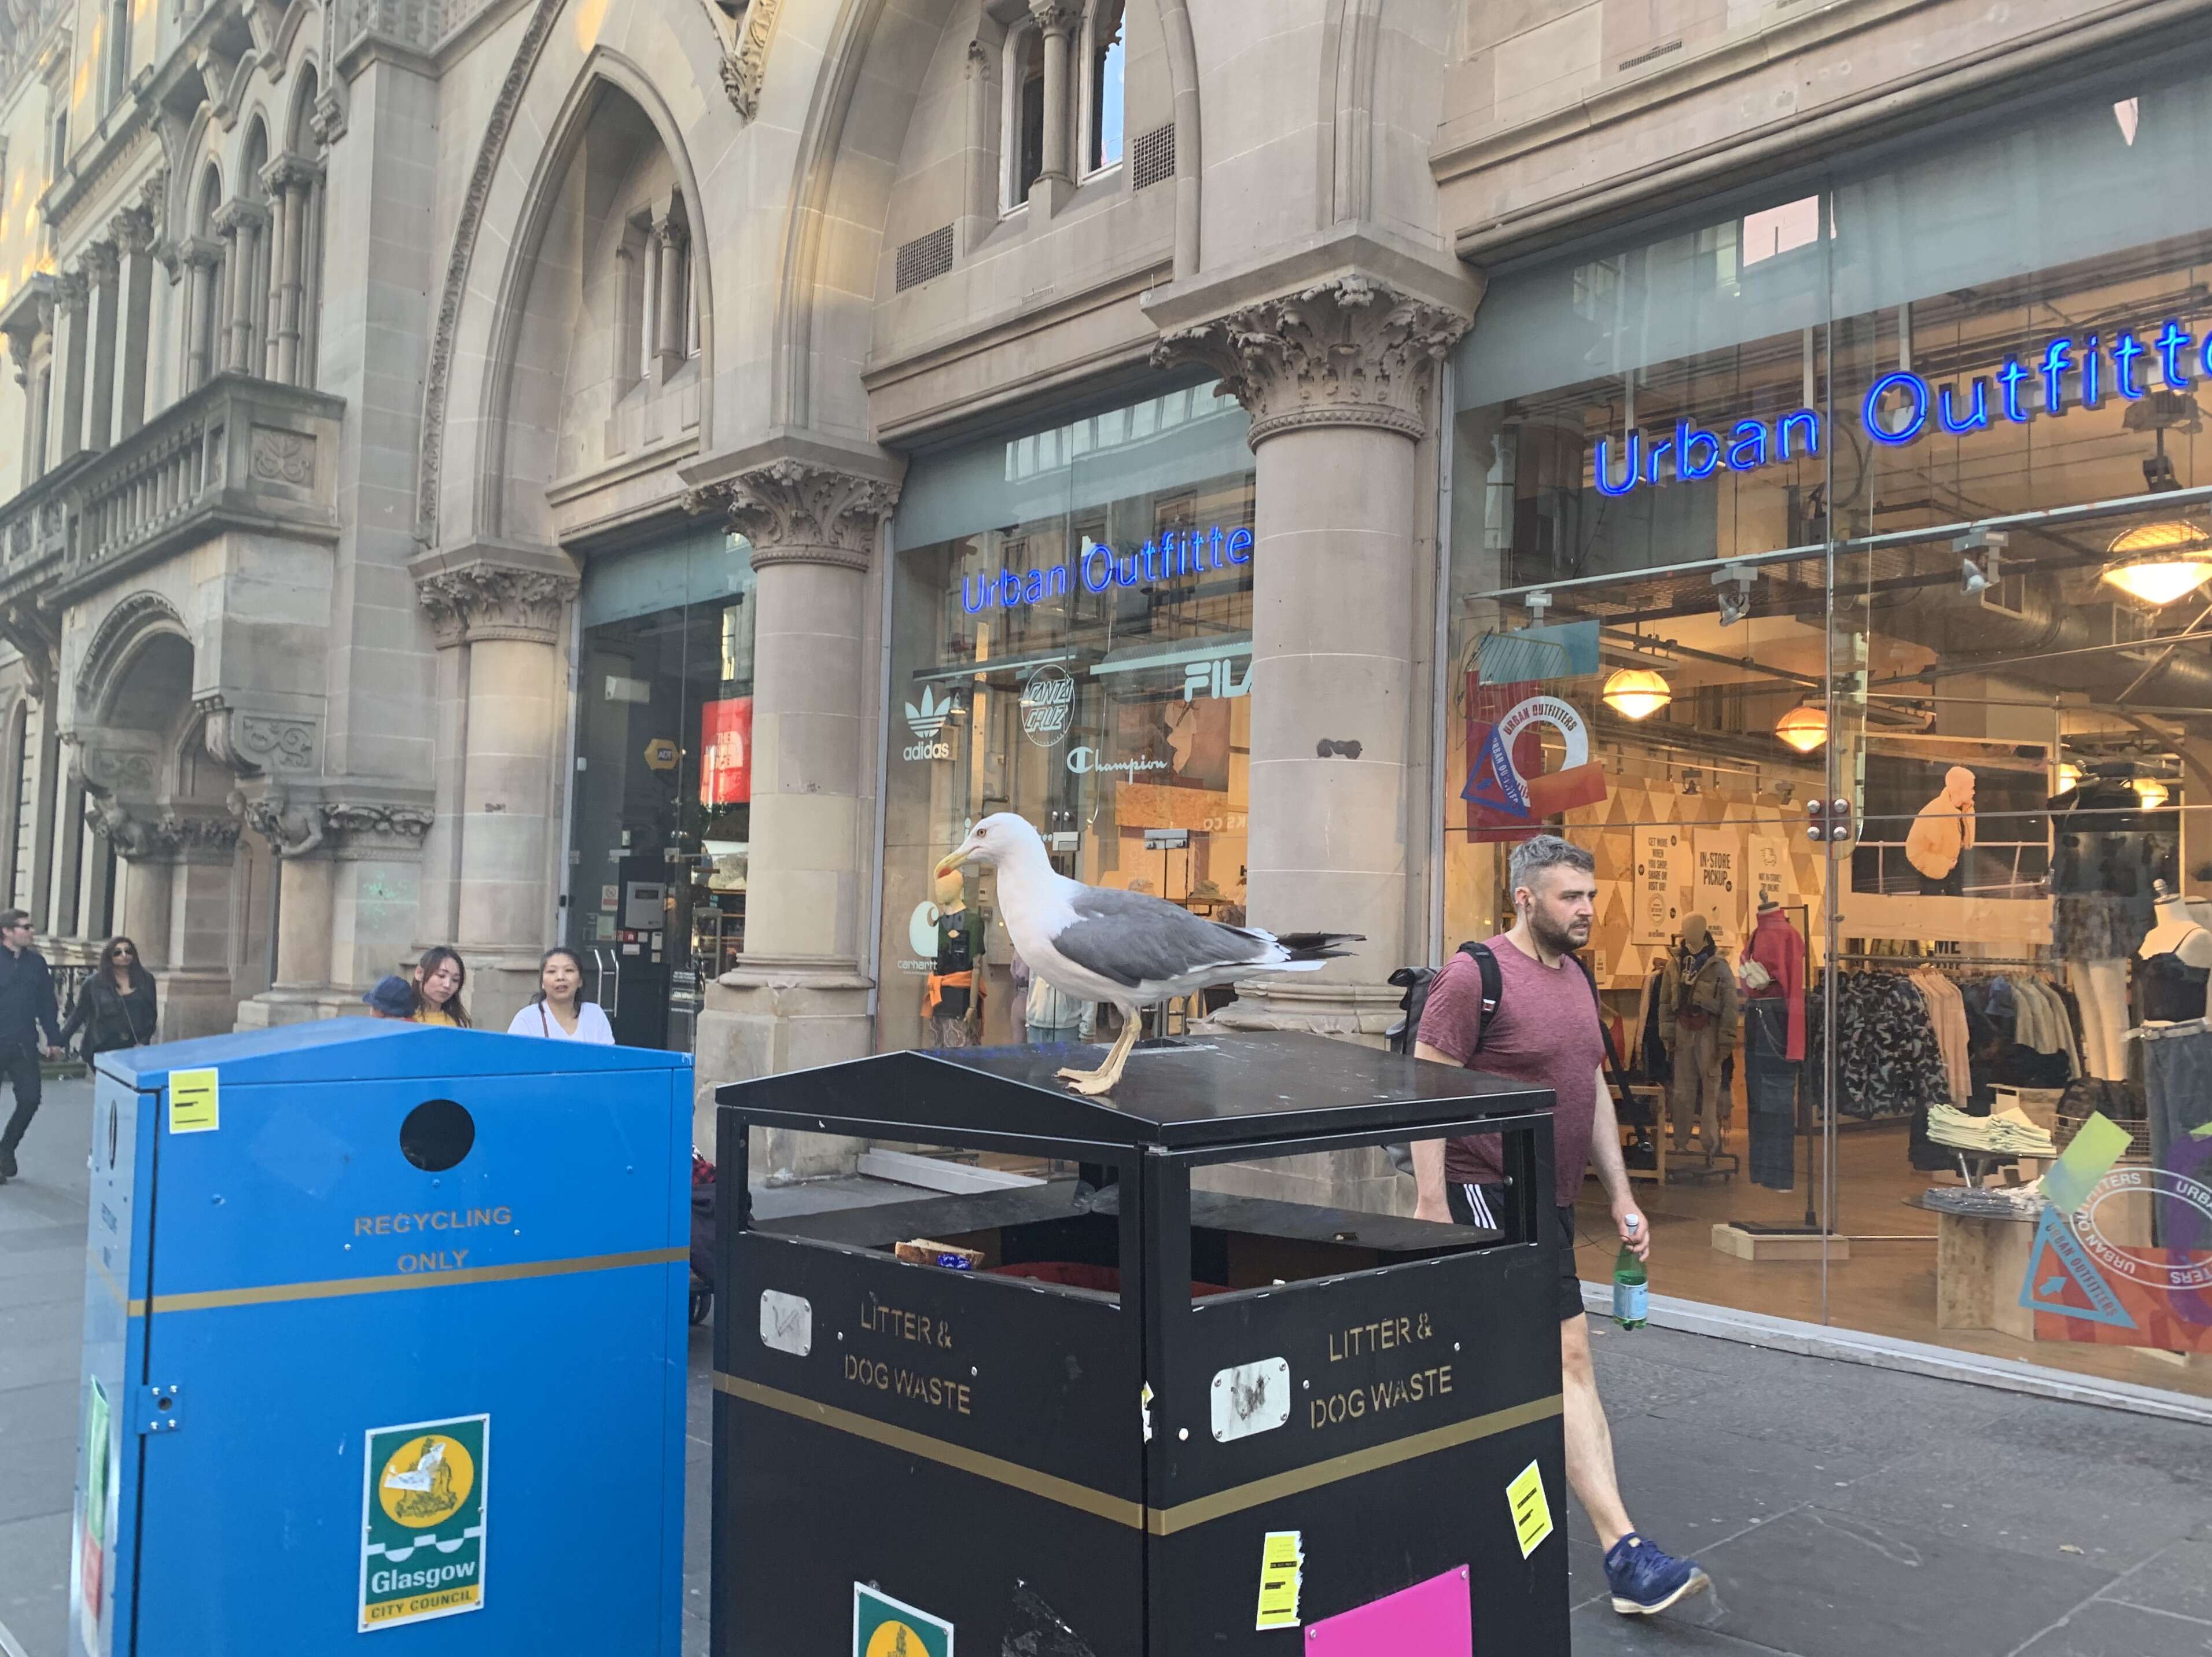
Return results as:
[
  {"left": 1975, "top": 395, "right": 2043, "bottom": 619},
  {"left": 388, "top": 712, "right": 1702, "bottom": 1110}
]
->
[
  {"left": 1001, "top": 23, "right": 1045, "bottom": 212},
  {"left": 1084, "top": 0, "right": 1125, "bottom": 175}
]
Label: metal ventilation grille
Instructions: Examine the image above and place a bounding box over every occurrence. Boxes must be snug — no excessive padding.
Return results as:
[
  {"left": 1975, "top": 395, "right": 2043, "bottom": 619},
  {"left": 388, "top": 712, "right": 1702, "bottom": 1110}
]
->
[
  {"left": 1131, "top": 122, "right": 1176, "bottom": 191},
  {"left": 895, "top": 225, "right": 954, "bottom": 292}
]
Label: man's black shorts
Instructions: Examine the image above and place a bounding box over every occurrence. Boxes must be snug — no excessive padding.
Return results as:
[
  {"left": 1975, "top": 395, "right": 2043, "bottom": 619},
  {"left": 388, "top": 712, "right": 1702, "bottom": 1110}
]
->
[{"left": 1447, "top": 1181, "right": 1585, "bottom": 1323}]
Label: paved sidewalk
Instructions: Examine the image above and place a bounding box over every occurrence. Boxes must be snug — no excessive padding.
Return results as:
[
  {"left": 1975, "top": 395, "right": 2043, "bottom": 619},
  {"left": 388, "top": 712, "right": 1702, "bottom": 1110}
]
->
[{"left": 5, "top": 1079, "right": 2210, "bottom": 1656}]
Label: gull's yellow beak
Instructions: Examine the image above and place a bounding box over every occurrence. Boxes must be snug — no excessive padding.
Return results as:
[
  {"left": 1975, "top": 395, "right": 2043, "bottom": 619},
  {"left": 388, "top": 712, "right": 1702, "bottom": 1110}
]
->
[{"left": 933, "top": 845, "right": 971, "bottom": 880}]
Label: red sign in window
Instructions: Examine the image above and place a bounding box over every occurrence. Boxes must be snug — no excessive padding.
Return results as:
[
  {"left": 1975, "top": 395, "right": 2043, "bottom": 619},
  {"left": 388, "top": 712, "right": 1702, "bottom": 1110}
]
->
[{"left": 700, "top": 697, "right": 752, "bottom": 806}]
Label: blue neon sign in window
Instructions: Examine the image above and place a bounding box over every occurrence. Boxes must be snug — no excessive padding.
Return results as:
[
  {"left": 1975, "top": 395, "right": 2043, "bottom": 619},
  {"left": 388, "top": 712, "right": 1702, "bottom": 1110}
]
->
[
  {"left": 962, "top": 525, "right": 1253, "bottom": 613},
  {"left": 1592, "top": 320, "right": 2202, "bottom": 496}
]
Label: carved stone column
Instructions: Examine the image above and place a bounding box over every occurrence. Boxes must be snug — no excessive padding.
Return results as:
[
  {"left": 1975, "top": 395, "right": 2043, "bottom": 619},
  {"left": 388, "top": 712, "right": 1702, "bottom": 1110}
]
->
[
  {"left": 683, "top": 442, "right": 903, "bottom": 1170},
  {"left": 179, "top": 239, "right": 219, "bottom": 391},
  {"left": 214, "top": 198, "right": 267, "bottom": 375},
  {"left": 85, "top": 798, "right": 245, "bottom": 1039},
  {"left": 79, "top": 240, "right": 119, "bottom": 454},
  {"left": 1153, "top": 263, "right": 1475, "bottom": 1043},
  {"left": 50, "top": 268, "right": 87, "bottom": 467},
  {"left": 413, "top": 547, "right": 581, "bottom": 1029},
  {"left": 109, "top": 207, "right": 157, "bottom": 440},
  {"left": 263, "top": 154, "right": 318, "bottom": 385},
  {"left": 652, "top": 215, "right": 687, "bottom": 383},
  {"left": 1030, "top": 0, "right": 1080, "bottom": 211}
]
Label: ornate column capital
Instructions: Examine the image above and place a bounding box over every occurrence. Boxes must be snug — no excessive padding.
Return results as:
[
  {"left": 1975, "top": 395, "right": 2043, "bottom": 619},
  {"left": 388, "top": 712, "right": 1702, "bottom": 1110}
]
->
[
  {"left": 79, "top": 240, "right": 119, "bottom": 285},
  {"left": 412, "top": 546, "right": 581, "bottom": 647},
  {"left": 686, "top": 458, "right": 903, "bottom": 575},
  {"left": 263, "top": 152, "right": 323, "bottom": 196},
  {"left": 109, "top": 205, "right": 155, "bottom": 256},
  {"left": 1028, "top": 0, "right": 1081, "bottom": 35},
  {"left": 87, "top": 797, "right": 242, "bottom": 865},
  {"left": 1152, "top": 273, "right": 1473, "bottom": 448},
  {"left": 211, "top": 197, "right": 268, "bottom": 240},
  {"left": 53, "top": 268, "right": 87, "bottom": 313}
]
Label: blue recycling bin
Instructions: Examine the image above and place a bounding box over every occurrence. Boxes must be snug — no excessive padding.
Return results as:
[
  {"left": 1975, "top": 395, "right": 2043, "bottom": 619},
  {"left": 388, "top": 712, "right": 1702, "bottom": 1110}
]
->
[{"left": 68, "top": 1020, "right": 693, "bottom": 1656}]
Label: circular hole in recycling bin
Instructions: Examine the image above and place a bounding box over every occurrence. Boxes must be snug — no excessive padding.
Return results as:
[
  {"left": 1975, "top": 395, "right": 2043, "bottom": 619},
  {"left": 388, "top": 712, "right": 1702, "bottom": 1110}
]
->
[{"left": 400, "top": 1099, "right": 474, "bottom": 1172}]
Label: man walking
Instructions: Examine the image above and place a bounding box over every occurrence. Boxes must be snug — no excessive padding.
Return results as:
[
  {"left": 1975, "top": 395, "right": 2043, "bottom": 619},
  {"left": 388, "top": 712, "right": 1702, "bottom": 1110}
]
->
[
  {"left": 1411, "top": 835, "right": 1709, "bottom": 1617},
  {"left": 0, "top": 909, "right": 65, "bottom": 1185}
]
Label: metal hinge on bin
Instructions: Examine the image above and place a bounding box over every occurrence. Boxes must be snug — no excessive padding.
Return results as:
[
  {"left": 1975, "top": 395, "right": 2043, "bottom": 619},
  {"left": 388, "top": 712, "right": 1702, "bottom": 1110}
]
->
[{"left": 138, "top": 1384, "right": 182, "bottom": 1434}]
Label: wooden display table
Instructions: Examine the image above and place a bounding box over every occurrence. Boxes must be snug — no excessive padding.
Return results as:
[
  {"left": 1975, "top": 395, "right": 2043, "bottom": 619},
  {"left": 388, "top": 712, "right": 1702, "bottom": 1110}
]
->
[{"left": 1912, "top": 1197, "right": 2036, "bottom": 1341}]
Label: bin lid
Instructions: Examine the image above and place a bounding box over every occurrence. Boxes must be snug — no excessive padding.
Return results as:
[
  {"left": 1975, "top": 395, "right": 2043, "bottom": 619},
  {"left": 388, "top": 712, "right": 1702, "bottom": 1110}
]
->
[
  {"left": 716, "top": 1031, "right": 1551, "bottom": 1151},
  {"left": 100, "top": 1018, "right": 694, "bottom": 1089}
]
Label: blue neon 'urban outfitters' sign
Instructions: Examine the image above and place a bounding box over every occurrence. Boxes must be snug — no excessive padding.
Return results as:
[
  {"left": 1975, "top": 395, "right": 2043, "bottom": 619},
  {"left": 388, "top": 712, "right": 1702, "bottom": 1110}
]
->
[
  {"left": 962, "top": 525, "right": 1253, "bottom": 613},
  {"left": 1594, "top": 319, "right": 2212, "bottom": 499}
]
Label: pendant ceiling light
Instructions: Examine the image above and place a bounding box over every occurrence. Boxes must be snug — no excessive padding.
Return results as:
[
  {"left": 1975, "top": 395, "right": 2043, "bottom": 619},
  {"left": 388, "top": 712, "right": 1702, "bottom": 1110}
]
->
[
  {"left": 2134, "top": 776, "right": 2171, "bottom": 809},
  {"left": 1600, "top": 667, "right": 1672, "bottom": 721},
  {"left": 2100, "top": 520, "right": 2212, "bottom": 606},
  {"left": 1774, "top": 702, "right": 1829, "bottom": 754}
]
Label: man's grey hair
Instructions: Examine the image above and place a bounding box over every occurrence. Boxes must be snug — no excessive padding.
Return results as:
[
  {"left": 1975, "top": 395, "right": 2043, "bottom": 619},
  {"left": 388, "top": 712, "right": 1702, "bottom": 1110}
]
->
[{"left": 1509, "top": 833, "right": 1596, "bottom": 894}]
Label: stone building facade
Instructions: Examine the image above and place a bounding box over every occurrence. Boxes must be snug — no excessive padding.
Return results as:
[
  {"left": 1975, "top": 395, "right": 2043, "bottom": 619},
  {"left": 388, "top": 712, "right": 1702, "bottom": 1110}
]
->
[{"left": 0, "top": 0, "right": 2199, "bottom": 1187}]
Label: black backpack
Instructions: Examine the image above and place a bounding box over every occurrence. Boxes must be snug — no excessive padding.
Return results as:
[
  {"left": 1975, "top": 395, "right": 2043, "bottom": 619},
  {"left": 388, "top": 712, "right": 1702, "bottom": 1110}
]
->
[{"left": 1385, "top": 942, "right": 1636, "bottom": 1178}]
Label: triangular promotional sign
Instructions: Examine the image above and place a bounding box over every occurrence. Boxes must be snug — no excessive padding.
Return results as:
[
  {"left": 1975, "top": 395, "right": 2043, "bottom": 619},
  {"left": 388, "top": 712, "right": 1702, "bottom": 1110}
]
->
[
  {"left": 1463, "top": 721, "right": 1530, "bottom": 817},
  {"left": 2018, "top": 1206, "right": 2134, "bottom": 1330}
]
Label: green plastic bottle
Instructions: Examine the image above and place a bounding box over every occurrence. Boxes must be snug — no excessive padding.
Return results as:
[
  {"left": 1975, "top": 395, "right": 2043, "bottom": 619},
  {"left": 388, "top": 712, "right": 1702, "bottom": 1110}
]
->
[{"left": 1612, "top": 1217, "right": 1648, "bottom": 1330}]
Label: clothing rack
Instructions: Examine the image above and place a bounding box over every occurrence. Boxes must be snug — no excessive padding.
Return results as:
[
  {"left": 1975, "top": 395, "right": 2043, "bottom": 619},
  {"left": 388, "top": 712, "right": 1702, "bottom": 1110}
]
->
[{"left": 1831, "top": 953, "right": 2053, "bottom": 970}]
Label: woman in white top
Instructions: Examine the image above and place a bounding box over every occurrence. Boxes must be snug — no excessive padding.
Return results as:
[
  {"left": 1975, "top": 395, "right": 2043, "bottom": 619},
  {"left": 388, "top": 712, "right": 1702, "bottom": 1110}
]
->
[{"left": 506, "top": 947, "right": 616, "bottom": 1043}]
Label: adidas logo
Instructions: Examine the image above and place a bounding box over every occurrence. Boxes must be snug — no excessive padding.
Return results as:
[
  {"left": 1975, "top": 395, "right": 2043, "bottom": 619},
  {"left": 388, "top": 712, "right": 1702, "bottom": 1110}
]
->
[{"left": 903, "top": 687, "right": 956, "bottom": 761}]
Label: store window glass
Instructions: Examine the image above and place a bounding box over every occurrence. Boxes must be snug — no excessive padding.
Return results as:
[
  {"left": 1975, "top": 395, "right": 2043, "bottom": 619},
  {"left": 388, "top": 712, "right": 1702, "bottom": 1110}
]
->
[
  {"left": 882, "top": 384, "right": 1256, "bottom": 1061},
  {"left": 569, "top": 526, "right": 756, "bottom": 1051},
  {"left": 1448, "top": 64, "right": 2212, "bottom": 1398}
]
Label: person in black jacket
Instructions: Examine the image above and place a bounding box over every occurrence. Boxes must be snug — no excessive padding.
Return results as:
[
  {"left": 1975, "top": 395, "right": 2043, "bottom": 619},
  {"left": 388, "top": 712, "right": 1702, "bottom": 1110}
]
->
[
  {"left": 0, "top": 909, "right": 65, "bottom": 1184},
  {"left": 58, "top": 936, "right": 158, "bottom": 1063}
]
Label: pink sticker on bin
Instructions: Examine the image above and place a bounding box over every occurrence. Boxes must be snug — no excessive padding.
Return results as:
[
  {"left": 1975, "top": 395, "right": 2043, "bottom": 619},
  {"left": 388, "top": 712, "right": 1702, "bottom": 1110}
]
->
[{"left": 1302, "top": 1566, "right": 1472, "bottom": 1656}]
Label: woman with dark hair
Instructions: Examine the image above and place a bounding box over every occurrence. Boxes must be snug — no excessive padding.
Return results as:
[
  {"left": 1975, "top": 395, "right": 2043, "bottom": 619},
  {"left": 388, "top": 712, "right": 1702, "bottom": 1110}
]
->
[
  {"left": 410, "top": 946, "right": 470, "bottom": 1027},
  {"left": 58, "top": 937, "right": 159, "bottom": 1058},
  {"left": 505, "top": 947, "right": 614, "bottom": 1043}
]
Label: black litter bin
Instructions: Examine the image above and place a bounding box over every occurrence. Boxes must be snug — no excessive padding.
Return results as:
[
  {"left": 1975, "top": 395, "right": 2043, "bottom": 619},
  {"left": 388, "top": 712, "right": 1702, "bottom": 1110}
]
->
[{"left": 712, "top": 1032, "right": 1569, "bottom": 1656}]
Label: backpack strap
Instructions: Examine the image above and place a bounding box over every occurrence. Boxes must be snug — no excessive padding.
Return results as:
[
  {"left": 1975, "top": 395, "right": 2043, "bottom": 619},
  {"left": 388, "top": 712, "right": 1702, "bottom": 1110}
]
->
[
  {"left": 1570, "top": 951, "right": 1639, "bottom": 1107},
  {"left": 1463, "top": 941, "right": 1501, "bottom": 1055}
]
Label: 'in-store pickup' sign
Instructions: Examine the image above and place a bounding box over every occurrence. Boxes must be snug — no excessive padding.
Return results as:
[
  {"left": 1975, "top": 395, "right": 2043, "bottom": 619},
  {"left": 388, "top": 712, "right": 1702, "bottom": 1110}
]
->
[{"left": 1595, "top": 319, "right": 2212, "bottom": 498}]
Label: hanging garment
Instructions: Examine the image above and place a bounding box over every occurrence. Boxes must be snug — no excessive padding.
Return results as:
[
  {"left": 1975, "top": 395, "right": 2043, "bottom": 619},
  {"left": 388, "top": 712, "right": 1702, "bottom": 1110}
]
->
[
  {"left": 1741, "top": 908, "right": 1807, "bottom": 1060},
  {"left": 2141, "top": 1022, "right": 2212, "bottom": 1254},
  {"left": 1911, "top": 970, "right": 1973, "bottom": 1106},
  {"left": 2137, "top": 952, "right": 2212, "bottom": 1024},
  {"left": 1742, "top": 997, "right": 1799, "bottom": 1191},
  {"left": 1637, "top": 963, "right": 1671, "bottom": 1084},
  {"left": 1808, "top": 971, "right": 1951, "bottom": 1122}
]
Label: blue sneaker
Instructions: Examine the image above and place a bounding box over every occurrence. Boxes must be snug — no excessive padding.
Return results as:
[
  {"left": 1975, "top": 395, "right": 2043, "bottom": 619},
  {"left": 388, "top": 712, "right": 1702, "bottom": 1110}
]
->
[{"left": 1603, "top": 1532, "right": 1709, "bottom": 1615}]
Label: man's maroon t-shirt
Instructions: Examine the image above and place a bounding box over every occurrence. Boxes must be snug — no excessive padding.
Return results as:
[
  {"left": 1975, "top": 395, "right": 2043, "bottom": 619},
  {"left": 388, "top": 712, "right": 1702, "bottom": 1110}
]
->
[{"left": 1415, "top": 935, "right": 1604, "bottom": 1206}]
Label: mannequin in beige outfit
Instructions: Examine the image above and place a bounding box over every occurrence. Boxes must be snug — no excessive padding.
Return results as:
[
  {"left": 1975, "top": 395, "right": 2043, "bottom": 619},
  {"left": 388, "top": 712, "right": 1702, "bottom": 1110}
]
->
[
  {"left": 1659, "top": 914, "right": 1739, "bottom": 1155},
  {"left": 1905, "top": 766, "right": 1977, "bottom": 896}
]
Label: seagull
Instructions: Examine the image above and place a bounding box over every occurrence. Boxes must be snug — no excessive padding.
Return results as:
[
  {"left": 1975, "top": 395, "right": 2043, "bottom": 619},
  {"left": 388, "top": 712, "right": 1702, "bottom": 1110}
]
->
[{"left": 934, "top": 813, "right": 1361, "bottom": 1096}]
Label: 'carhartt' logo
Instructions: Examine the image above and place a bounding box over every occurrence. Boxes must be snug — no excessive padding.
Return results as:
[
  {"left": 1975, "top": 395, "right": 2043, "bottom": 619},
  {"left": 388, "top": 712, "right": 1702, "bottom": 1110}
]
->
[{"left": 903, "top": 688, "right": 956, "bottom": 761}]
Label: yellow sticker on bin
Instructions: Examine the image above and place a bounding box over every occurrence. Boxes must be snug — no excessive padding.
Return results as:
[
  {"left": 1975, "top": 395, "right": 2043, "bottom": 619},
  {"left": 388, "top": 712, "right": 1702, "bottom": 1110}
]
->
[
  {"left": 167, "top": 1069, "right": 220, "bottom": 1135},
  {"left": 1254, "top": 1530, "right": 1304, "bottom": 1630},
  {"left": 1507, "top": 1460, "right": 1554, "bottom": 1558},
  {"left": 2040, "top": 1111, "right": 2129, "bottom": 1213}
]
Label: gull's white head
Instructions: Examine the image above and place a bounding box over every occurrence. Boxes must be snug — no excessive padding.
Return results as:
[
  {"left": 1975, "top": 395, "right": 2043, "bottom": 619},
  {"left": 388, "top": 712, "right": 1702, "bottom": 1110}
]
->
[{"left": 934, "top": 812, "right": 1045, "bottom": 879}]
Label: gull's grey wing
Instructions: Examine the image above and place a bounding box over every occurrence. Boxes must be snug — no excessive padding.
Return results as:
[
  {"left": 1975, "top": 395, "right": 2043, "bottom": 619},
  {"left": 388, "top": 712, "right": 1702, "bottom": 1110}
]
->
[{"left": 1051, "top": 885, "right": 1269, "bottom": 989}]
